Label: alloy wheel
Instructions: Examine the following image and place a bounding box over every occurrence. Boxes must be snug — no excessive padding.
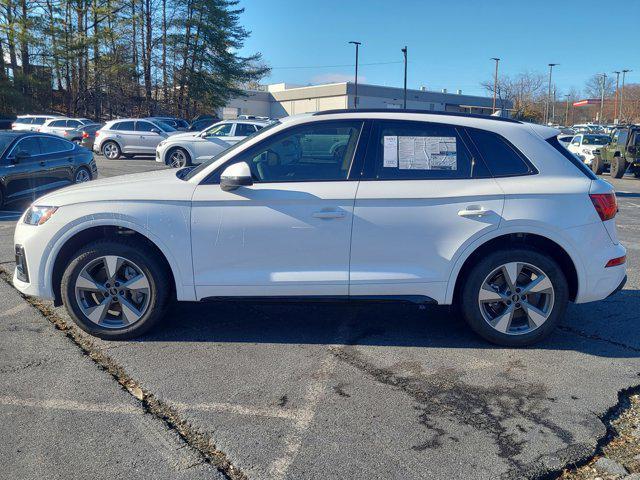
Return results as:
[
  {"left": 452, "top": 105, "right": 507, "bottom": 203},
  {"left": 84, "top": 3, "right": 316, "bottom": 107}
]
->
[
  {"left": 169, "top": 149, "right": 187, "bottom": 168},
  {"left": 478, "top": 262, "right": 554, "bottom": 335},
  {"left": 74, "top": 255, "right": 151, "bottom": 329},
  {"left": 103, "top": 143, "right": 119, "bottom": 159},
  {"left": 75, "top": 169, "right": 91, "bottom": 183}
]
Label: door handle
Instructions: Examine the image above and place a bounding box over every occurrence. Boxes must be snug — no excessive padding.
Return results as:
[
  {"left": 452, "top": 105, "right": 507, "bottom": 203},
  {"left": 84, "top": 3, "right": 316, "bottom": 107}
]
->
[
  {"left": 458, "top": 206, "right": 491, "bottom": 217},
  {"left": 39, "top": 160, "right": 46, "bottom": 166},
  {"left": 312, "top": 210, "right": 346, "bottom": 219}
]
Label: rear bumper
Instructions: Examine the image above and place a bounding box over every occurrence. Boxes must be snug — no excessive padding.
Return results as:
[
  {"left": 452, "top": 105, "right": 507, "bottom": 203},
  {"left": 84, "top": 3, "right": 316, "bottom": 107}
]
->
[{"left": 607, "top": 274, "right": 627, "bottom": 298}]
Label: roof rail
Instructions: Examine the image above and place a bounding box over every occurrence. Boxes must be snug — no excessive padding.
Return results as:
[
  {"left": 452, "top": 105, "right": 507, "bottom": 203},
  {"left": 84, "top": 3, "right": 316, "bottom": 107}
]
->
[{"left": 313, "top": 108, "right": 521, "bottom": 124}]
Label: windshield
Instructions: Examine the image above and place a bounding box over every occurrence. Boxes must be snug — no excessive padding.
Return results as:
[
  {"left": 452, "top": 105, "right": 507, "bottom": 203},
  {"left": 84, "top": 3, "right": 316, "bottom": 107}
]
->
[
  {"left": 157, "top": 121, "right": 176, "bottom": 132},
  {"left": 582, "top": 135, "right": 610, "bottom": 146},
  {"left": 183, "top": 120, "right": 281, "bottom": 181}
]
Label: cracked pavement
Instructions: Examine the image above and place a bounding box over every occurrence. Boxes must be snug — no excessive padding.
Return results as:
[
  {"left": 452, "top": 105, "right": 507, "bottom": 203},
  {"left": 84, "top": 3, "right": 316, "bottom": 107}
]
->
[{"left": 0, "top": 157, "right": 639, "bottom": 479}]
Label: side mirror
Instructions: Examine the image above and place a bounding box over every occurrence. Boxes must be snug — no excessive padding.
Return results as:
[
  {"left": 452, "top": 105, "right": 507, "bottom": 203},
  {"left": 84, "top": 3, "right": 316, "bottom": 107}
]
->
[
  {"left": 220, "top": 162, "right": 253, "bottom": 191},
  {"left": 150, "top": 128, "right": 161, "bottom": 134},
  {"left": 12, "top": 150, "right": 30, "bottom": 164}
]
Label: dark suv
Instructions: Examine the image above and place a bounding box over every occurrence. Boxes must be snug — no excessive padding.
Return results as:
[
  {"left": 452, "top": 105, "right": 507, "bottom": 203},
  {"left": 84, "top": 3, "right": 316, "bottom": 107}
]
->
[
  {"left": 0, "top": 132, "right": 97, "bottom": 208},
  {"left": 593, "top": 125, "right": 640, "bottom": 178}
]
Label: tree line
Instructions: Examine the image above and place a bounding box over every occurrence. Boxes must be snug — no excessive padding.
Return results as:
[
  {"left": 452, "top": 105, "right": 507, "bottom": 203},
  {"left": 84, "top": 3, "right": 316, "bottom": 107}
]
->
[
  {"left": 481, "top": 72, "right": 640, "bottom": 125},
  {"left": 0, "top": 0, "right": 268, "bottom": 119}
]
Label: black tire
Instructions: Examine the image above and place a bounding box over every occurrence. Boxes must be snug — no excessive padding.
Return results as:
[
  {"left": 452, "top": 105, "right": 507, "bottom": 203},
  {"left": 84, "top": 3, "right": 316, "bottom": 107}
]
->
[
  {"left": 591, "top": 154, "right": 604, "bottom": 175},
  {"left": 61, "top": 239, "right": 171, "bottom": 340},
  {"left": 459, "top": 247, "right": 569, "bottom": 347},
  {"left": 0, "top": 187, "right": 4, "bottom": 209},
  {"left": 167, "top": 147, "right": 191, "bottom": 168},
  {"left": 633, "top": 168, "right": 640, "bottom": 178},
  {"left": 74, "top": 166, "right": 92, "bottom": 183},
  {"left": 611, "top": 156, "right": 627, "bottom": 179},
  {"left": 102, "top": 141, "right": 121, "bottom": 159}
]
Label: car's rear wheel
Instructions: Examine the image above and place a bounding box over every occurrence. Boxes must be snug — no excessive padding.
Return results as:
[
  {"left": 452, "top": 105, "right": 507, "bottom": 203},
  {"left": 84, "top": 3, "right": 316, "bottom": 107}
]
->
[
  {"left": 102, "top": 141, "right": 121, "bottom": 159},
  {"left": 168, "top": 147, "right": 191, "bottom": 168},
  {"left": 591, "top": 154, "right": 604, "bottom": 175},
  {"left": 74, "top": 167, "right": 91, "bottom": 183},
  {"left": 611, "top": 156, "right": 627, "bottom": 178},
  {"left": 460, "top": 248, "right": 568, "bottom": 346},
  {"left": 61, "top": 240, "right": 170, "bottom": 339}
]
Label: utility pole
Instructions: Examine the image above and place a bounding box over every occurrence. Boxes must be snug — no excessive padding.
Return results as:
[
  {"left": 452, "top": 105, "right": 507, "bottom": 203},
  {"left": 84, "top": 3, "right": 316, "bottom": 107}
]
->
[
  {"left": 491, "top": 57, "right": 500, "bottom": 113},
  {"left": 401, "top": 46, "right": 408, "bottom": 109},
  {"left": 597, "top": 73, "right": 607, "bottom": 123},
  {"left": 621, "top": 69, "right": 631, "bottom": 122},
  {"left": 564, "top": 94, "right": 570, "bottom": 126},
  {"left": 551, "top": 85, "right": 556, "bottom": 124},
  {"left": 349, "top": 41, "right": 361, "bottom": 109},
  {"left": 545, "top": 63, "right": 558, "bottom": 124},
  {"left": 613, "top": 71, "right": 621, "bottom": 121}
]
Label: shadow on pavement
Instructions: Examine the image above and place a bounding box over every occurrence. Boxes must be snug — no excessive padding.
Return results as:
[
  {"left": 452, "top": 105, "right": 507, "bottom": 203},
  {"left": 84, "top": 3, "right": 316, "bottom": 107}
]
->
[{"left": 134, "top": 289, "right": 640, "bottom": 358}]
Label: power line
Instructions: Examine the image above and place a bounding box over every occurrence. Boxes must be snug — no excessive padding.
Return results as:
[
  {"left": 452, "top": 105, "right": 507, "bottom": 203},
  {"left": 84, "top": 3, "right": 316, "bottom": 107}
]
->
[{"left": 270, "top": 60, "right": 403, "bottom": 70}]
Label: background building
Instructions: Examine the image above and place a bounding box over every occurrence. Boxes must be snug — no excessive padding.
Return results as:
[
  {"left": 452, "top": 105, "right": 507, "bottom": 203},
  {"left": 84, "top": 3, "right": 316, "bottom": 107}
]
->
[{"left": 220, "top": 82, "right": 511, "bottom": 119}]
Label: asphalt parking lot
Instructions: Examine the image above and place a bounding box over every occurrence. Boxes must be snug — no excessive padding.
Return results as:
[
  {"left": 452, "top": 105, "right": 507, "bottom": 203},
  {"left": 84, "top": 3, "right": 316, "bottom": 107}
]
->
[{"left": 1, "top": 155, "right": 639, "bottom": 479}]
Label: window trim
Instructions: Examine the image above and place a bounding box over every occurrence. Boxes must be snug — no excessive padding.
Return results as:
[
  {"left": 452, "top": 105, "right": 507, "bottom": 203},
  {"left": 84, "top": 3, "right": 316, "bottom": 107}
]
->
[
  {"left": 201, "top": 119, "right": 369, "bottom": 185},
  {"left": 360, "top": 119, "right": 489, "bottom": 181},
  {"left": 6, "top": 135, "right": 75, "bottom": 159},
  {"left": 463, "top": 126, "right": 538, "bottom": 178}
]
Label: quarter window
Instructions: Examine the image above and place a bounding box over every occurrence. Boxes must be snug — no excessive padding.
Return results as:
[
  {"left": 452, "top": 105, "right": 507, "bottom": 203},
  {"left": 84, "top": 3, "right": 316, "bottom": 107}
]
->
[
  {"left": 370, "top": 120, "right": 477, "bottom": 179},
  {"left": 466, "top": 129, "right": 532, "bottom": 177}
]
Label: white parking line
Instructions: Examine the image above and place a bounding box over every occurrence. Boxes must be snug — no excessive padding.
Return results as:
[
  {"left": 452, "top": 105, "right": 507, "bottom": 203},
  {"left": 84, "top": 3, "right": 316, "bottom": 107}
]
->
[
  {"left": 0, "top": 303, "right": 28, "bottom": 318},
  {"left": 0, "top": 395, "right": 141, "bottom": 415},
  {"left": 173, "top": 401, "right": 302, "bottom": 421}
]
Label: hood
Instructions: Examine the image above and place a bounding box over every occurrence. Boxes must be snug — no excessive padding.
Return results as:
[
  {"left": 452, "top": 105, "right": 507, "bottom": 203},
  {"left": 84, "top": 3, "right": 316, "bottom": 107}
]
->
[
  {"left": 165, "top": 131, "right": 201, "bottom": 141},
  {"left": 34, "top": 168, "right": 197, "bottom": 207}
]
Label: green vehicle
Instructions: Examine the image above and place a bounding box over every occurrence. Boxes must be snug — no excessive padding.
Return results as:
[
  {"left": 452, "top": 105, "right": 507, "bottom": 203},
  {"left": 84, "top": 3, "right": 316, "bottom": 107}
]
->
[{"left": 592, "top": 125, "right": 640, "bottom": 178}]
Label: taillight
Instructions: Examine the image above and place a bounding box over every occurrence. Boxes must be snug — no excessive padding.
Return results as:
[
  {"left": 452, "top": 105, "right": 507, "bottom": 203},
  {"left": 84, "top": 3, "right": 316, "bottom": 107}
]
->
[
  {"left": 590, "top": 193, "right": 617, "bottom": 221},
  {"left": 605, "top": 255, "right": 626, "bottom": 268},
  {"left": 82, "top": 131, "right": 89, "bottom": 138}
]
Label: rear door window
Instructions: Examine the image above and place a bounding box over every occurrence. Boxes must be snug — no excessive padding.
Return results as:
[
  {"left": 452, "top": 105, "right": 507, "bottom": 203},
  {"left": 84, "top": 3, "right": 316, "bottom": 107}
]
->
[
  {"left": 13, "top": 136, "right": 42, "bottom": 156},
  {"left": 112, "top": 121, "right": 135, "bottom": 131},
  {"left": 465, "top": 128, "right": 533, "bottom": 177},
  {"left": 366, "top": 120, "right": 480, "bottom": 180},
  {"left": 40, "top": 136, "right": 73, "bottom": 154}
]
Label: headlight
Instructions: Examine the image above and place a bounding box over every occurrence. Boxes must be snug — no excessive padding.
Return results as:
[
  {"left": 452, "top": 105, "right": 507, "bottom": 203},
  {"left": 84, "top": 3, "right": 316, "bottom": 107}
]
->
[
  {"left": 24, "top": 206, "right": 58, "bottom": 225},
  {"left": 158, "top": 141, "right": 166, "bottom": 148}
]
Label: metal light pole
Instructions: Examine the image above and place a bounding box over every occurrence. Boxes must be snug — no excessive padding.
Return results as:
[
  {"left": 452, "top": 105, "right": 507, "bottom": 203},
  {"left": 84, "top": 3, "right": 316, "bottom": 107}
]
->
[
  {"left": 401, "top": 46, "right": 408, "bottom": 109},
  {"left": 597, "top": 73, "right": 607, "bottom": 123},
  {"left": 612, "top": 71, "right": 621, "bottom": 121},
  {"left": 349, "top": 41, "right": 361, "bottom": 109},
  {"left": 545, "top": 63, "right": 558, "bottom": 124},
  {"left": 551, "top": 86, "right": 556, "bottom": 124},
  {"left": 621, "top": 69, "right": 631, "bottom": 122},
  {"left": 564, "top": 94, "right": 570, "bottom": 126},
  {"left": 491, "top": 57, "right": 500, "bottom": 113}
]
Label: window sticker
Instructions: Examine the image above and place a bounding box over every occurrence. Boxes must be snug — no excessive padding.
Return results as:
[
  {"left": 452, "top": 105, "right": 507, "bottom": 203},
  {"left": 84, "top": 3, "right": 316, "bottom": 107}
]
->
[
  {"left": 383, "top": 136, "right": 398, "bottom": 167},
  {"left": 393, "top": 136, "right": 457, "bottom": 170}
]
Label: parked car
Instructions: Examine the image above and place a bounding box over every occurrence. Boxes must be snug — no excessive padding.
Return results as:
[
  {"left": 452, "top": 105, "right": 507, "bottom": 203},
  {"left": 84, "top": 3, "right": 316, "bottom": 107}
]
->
[
  {"left": 94, "top": 118, "right": 179, "bottom": 159},
  {"left": 557, "top": 134, "right": 574, "bottom": 148},
  {"left": 0, "top": 116, "right": 17, "bottom": 130},
  {"left": 0, "top": 132, "right": 96, "bottom": 208},
  {"left": 188, "top": 117, "right": 219, "bottom": 132},
  {"left": 13, "top": 110, "right": 626, "bottom": 347},
  {"left": 76, "top": 123, "right": 104, "bottom": 149},
  {"left": 566, "top": 133, "right": 610, "bottom": 166},
  {"left": 593, "top": 125, "right": 640, "bottom": 177},
  {"left": 12, "top": 115, "right": 65, "bottom": 132},
  {"left": 145, "top": 117, "right": 190, "bottom": 131},
  {"left": 38, "top": 117, "right": 94, "bottom": 137},
  {"left": 156, "top": 119, "right": 270, "bottom": 167}
]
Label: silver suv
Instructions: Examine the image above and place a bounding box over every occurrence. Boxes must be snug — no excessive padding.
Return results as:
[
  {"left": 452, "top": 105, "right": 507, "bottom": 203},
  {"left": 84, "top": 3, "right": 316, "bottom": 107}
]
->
[
  {"left": 39, "top": 118, "right": 94, "bottom": 140},
  {"left": 94, "top": 118, "right": 179, "bottom": 159}
]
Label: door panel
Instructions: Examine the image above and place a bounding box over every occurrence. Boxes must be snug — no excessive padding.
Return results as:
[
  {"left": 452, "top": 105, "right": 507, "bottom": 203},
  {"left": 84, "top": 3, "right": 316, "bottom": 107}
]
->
[{"left": 191, "top": 182, "right": 358, "bottom": 298}]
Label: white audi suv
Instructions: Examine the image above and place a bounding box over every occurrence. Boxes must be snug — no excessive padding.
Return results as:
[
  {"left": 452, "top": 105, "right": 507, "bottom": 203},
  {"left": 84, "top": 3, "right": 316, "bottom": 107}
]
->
[{"left": 13, "top": 110, "right": 626, "bottom": 346}]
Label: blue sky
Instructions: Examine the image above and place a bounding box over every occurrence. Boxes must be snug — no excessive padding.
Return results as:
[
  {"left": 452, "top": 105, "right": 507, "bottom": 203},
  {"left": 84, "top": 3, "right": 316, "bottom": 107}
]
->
[{"left": 238, "top": 0, "right": 638, "bottom": 97}]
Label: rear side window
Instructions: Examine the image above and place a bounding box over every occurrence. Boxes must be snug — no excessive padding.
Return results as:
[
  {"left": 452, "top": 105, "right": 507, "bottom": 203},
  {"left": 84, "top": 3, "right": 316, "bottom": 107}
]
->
[
  {"left": 546, "top": 136, "right": 597, "bottom": 179},
  {"left": 466, "top": 129, "right": 533, "bottom": 177},
  {"left": 112, "top": 121, "right": 135, "bottom": 131},
  {"left": 32, "top": 117, "right": 48, "bottom": 125},
  {"left": 49, "top": 120, "right": 66, "bottom": 127},
  {"left": 13, "top": 136, "right": 42, "bottom": 156},
  {"left": 367, "top": 120, "right": 479, "bottom": 180},
  {"left": 40, "top": 136, "right": 73, "bottom": 154}
]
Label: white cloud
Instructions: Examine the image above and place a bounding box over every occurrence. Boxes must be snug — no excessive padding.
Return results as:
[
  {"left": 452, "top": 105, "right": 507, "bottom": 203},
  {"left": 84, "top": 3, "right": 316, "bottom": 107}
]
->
[{"left": 309, "top": 72, "right": 367, "bottom": 85}]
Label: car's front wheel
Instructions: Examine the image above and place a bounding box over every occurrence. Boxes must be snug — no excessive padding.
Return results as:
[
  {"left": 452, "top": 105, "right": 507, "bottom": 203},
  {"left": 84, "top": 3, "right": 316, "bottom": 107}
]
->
[
  {"left": 167, "top": 147, "right": 191, "bottom": 168},
  {"left": 61, "top": 240, "right": 170, "bottom": 339},
  {"left": 591, "top": 153, "right": 605, "bottom": 175},
  {"left": 611, "top": 156, "right": 627, "bottom": 179},
  {"left": 460, "top": 248, "right": 568, "bottom": 346}
]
